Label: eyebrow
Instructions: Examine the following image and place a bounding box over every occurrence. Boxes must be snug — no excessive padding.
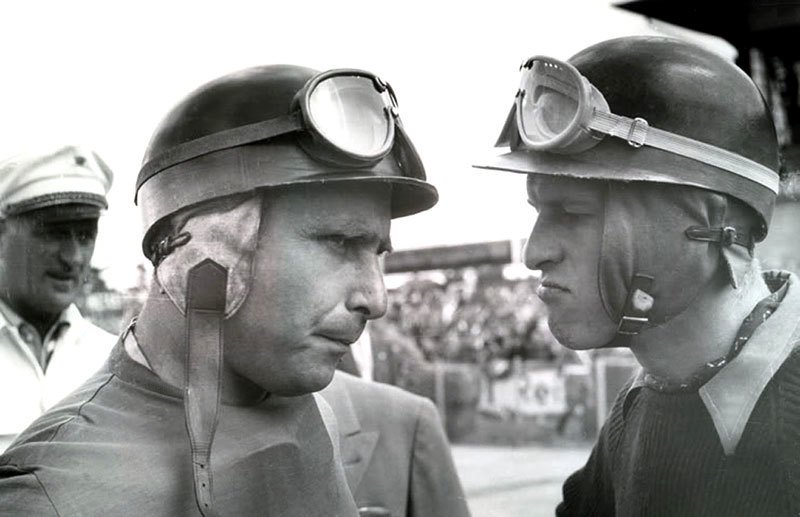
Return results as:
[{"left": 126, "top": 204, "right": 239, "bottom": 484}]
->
[{"left": 305, "top": 220, "right": 393, "bottom": 253}]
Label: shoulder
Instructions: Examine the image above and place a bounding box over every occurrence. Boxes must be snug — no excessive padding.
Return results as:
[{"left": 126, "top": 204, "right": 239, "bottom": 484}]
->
[
  {"left": 1, "top": 372, "right": 116, "bottom": 465},
  {"left": 770, "top": 344, "right": 800, "bottom": 411},
  {"left": 322, "top": 372, "right": 443, "bottom": 441},
  {"left": 328, "top": 370, "right": 434, "bottom": 415},
  {"left": 67, "top": 306, "right": 117, "bottom": 342},
  {"left": 0, "top": 466, "right": 58, "bottom": 516},
  {"left": 764, "top": 341, "right": 800, "bottom": 409}
]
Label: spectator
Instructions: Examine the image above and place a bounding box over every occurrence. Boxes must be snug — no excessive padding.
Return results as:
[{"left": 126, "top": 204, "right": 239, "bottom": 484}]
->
[{"left": 0, "top": 146, "right": 114, "bottom": 452}]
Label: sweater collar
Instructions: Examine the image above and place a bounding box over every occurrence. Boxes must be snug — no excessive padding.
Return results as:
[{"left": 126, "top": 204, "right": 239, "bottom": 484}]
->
[{"left": 625, "top": 270, "right": 800, "bottom": 456}]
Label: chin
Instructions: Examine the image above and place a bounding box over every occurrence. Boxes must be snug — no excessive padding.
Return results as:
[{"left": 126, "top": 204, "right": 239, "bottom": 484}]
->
[
  {"left": 38, "top": 299, "right": 72, "bottom": 317},
  {"left": 43, "top": 292, "right": 77, "bottom": 311},
  {"left": 550, "top": 323, "right": 605, "bottom": 351},
  {"left": 270, "top": 368, "right": 337, "bottom": 396}
]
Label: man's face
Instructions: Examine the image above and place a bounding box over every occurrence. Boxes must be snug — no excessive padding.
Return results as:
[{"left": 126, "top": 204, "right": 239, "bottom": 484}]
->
[
  {"left": 225, "top": 182, "right": 392, "bottom": 395},
  {"left": 0, "top": 211, "right": 98, "bottom": 320},
  {"left": 524, "top": 175, "right": 617, "bottom": 349}
]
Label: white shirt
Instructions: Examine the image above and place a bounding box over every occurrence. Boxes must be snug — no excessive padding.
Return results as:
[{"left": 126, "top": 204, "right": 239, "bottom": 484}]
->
[{"left": 0, "top": 302, "right": 116, "bottom": 452}]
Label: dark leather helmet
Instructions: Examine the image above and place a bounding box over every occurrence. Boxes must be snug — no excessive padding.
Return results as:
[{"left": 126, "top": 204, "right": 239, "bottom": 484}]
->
[
  {"left": 136, "top": 64, "right": 438, "bottom": 255},
  {"left": 477, "top": 36, "right": 780, "bottom": 238}
]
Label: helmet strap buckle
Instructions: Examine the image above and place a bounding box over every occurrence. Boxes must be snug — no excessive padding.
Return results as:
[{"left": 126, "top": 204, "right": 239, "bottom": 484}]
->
[
  {"left": 626, "top": 117, "right": 649, "bottom": 148},
  {"left": 152, "top": 231, "right": 192, "bottom": 266},
  {"left": 685, "top": 225, "right": 754, "bottom": 253},
  {"left": 616, "top": 273, "right": 655, "bottom": 337}
]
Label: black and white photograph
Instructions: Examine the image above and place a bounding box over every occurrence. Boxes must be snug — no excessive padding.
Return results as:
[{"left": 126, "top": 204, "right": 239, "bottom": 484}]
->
[{"left": 0, "top": 1, "right": 798, "bottom": 515}]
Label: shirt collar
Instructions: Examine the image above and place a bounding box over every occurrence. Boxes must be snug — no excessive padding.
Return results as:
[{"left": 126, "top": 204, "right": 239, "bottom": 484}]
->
[
  {"left": 0, "top": 298, "right": 77, "bottom": 341},
  {"left": 624, "top": 270, "right": 800, "bottom": 456},
  {"left": 0, "top": 297, "right": 24, "bottom": 329}
]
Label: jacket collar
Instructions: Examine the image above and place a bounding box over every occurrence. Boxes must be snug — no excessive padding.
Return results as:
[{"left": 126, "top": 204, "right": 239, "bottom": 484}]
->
[
  {"left": 320, "top": 371, "right": 379, "bottom": 492},
  {"left": 625, "top": 271, "right": 800, "bottom": 456}
]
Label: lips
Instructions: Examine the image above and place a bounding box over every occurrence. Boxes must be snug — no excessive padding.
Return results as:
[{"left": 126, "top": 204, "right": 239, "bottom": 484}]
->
[
  {"left": 541, "top": 279, "right": 568, "bottom": 290},
  {"left": 46, "top": 271, "right": 79, "bottom": 283},
  {"left": 537, "top": 279, "right": 570, "bottom": 301},
  {"left": 315, "top": 328, "right": 364, "bottom": 347}
]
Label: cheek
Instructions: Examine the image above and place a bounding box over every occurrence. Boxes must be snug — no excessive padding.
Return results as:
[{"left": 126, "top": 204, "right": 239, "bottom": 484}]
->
[
  {"left": 243, "top": 247, "right": 326, "bottom": 330},
  {"left": 79, "top": 241, "right": 97, "bottom": 264},
  {"left": 4, "top": 240, "right": 36, "bottom": 274}
]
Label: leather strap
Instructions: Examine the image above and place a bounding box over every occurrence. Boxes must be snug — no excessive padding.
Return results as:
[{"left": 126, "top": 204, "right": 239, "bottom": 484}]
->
[
  {"left": 185, "top": 259, "right": 228, "bottom": 517},
  {"left": 685, "top": 225, "right": 754, "bottom": 252},
  {"left": 137, "top": 112, "right": 303, "bottom": 196},
  {"left": 588, "top": 111, "right": 779, "bottom": 193},
  {"left": 616, "top": 273, "right": 655, "bottom": 337}
]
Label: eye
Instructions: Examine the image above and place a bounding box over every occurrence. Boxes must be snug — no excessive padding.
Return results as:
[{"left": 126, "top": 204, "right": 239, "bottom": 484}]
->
[
  {"left": 320, "top": 234, "right": 358, "bottom": 255},
  {"left": 323, "top": 234, "right": 348, "bottom": 248},
  {"left": 76, "top": 229, "right": 97, "bottom": 244},
  {"left": 36, "top": 227, "right": 69, "bottom": 241},
  {"left": 559, "top": 202, "right": 598, "bottom": 217}
]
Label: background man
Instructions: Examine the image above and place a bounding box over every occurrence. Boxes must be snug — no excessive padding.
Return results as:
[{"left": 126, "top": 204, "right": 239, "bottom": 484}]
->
[
  {"left": 339, "top": 319, "right": 428, "bottom": 386},
  {"left": 0, "top": 146, "right": 115, "bottom": 452},
  {"left": 0, "top": 65, "right": 443, "bottom": 516},
  {"left": 477, "top": 36, "right": 800, "bottom": 515},
  {"left": 325, "top": 361, "right": 469, "bottom": 516}
]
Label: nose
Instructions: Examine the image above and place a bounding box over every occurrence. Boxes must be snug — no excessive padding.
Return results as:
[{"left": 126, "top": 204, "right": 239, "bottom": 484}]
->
[
  {"left": 346, "top": 256, "right": 388, "bottom": 320},
  {"left": 523, "top": 216, "right": 562, "bottom": 271},
  {"left": 57, "top": 232, "right": 91, "bottom": 269}
]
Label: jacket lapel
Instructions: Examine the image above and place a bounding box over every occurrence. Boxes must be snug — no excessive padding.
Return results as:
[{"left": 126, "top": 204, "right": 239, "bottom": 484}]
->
[{"left": 323, "top": 372, "right": 379, "bottom": 492}]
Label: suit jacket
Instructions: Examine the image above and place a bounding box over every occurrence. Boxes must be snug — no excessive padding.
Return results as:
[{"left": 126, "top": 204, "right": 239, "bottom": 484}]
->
[
  {"left": 320, "top": 371, "right": 471, "bottom": 517},
  {"left": 338, "top": 325, "right": 428, "bottom": 391}
]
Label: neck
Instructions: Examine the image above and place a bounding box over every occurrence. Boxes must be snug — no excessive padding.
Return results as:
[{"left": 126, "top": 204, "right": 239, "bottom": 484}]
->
[
  {"left": 629, "top": 265, "right": 769, "bottom": 383},
  {"left": 134, "top": 280, "right": 267, "bottom": 405},
  {"left": 2, "top": 296, "right": 61, "bottom": 341}
]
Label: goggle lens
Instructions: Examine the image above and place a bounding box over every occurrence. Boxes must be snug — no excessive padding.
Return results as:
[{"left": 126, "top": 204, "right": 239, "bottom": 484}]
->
[
  {"left": 518, "top": 60, "right": 581, "bottom": 146},
  {"left": 308, "top": 75, "right": 392, "bottom": 158}
]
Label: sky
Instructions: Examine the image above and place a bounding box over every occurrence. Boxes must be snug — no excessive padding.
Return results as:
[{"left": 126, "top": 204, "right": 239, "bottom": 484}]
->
[{"left": 0, "top": 1, "right": 734, "bottom": 289}]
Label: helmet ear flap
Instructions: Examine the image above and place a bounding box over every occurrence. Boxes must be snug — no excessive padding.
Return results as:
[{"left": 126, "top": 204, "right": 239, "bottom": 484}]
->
[
  {"left": 706, "top": 195, "right": 756, "bottom": 290},
  {"left": 155, "top": 195, "right": 263, "bottom": 318}
]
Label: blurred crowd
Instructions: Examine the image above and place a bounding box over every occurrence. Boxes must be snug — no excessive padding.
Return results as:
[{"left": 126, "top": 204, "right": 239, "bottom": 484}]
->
[{"left": 383, "top": 265, "right": 563, "bottom": 366}]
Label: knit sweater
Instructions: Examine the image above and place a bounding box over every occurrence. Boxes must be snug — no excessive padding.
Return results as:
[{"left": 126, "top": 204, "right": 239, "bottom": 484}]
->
[{"left": 556, "top": 346, "right": 800, "bottom": 517}]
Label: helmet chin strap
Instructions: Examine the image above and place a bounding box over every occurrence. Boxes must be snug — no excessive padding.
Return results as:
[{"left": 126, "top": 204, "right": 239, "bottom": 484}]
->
[
  {"left": 185, "top": 259, "right": 227, "bottom": 517},
  {"left": 609, "top": 225, "right": 755, "bottom": 347},
  {"left": 152, "top": 196, "right": 261, "bottom": 515},
  {"left": 613, "top": 273, "right": 655, "bottom": 345}
]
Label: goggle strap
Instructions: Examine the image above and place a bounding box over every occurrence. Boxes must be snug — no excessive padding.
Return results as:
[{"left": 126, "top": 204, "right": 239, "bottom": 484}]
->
[
  {"left": 588, "top": 111, "right": 779, "bottom": 194},
  {"left": 139, "top": 113, "right": 304, "bottom": 189}
]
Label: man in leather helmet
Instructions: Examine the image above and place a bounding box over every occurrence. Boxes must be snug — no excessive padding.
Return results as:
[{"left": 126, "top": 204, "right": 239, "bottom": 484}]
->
[
  {"left": 477, "top": 36, "right": 800, "bottom": 515},
  {"left": 0, "top": 65, "right": 465, "bottom": 516}
]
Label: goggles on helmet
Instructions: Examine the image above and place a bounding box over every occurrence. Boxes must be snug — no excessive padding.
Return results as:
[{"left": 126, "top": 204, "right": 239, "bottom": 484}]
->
[
  {"left": 138, "top": 68, "right": 414, "bottom": 186},
  {"left": 499, "top": 56, "right": 779, "bottom": 194}
]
